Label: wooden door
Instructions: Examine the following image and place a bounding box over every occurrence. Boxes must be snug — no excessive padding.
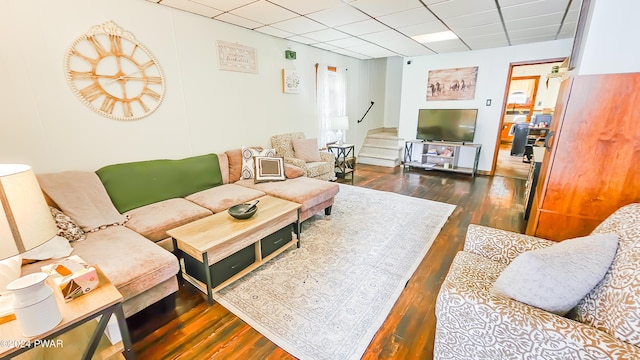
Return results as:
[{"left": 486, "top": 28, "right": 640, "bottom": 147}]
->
[{"left": 529, "top": 73, "right": 640, "bottom": 240}]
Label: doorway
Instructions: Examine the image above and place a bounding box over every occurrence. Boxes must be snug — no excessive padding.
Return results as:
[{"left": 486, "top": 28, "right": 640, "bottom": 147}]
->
[{"left": 492, "top": 59, "right": 566, "bottom": 179}]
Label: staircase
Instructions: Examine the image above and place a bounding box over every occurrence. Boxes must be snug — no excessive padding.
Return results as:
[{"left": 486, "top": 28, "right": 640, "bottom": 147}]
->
[{"left": 358, "top": 128, "right": 404, "bottom": 168}]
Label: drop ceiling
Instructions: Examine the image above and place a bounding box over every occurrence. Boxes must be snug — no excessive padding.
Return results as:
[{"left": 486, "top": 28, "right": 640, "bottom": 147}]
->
[{"left": 148, "top": 0, "right": 582, "bottom": 59}]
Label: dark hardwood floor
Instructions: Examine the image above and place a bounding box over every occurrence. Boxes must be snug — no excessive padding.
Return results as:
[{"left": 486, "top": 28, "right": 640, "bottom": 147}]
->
[{"left": 128, "top": 164, "right": 527, "bottom": 359}]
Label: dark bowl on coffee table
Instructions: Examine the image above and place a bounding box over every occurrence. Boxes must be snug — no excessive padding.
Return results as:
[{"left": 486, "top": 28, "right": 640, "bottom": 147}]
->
[{"left": 228, "top": 203, "right": 258, "bottom": 219}]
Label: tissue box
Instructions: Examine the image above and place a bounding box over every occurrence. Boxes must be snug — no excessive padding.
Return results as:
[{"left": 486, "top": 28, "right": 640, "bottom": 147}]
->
[{"left": 41, "top": 255, "right": 99, "bottom": 302}]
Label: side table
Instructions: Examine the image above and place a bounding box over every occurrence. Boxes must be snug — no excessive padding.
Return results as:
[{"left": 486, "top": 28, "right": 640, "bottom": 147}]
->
[
  {"left": 327, "top": 144, "right": 355, "bottom": 184},
  {"left": 0, "top": 267, "right": 134, "bottom": 360}
]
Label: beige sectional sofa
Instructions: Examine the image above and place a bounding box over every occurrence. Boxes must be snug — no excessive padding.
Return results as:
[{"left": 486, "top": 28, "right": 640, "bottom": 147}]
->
[{"left": 24, "top": 149, "right": 339, "bottom": 318}]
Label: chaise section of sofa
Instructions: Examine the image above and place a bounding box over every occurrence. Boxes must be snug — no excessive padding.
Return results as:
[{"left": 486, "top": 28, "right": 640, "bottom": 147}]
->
[
  {"left": 21, "top": 226, "right": 179, "bottom": 317},
  {"left": 36, "top": 170, "right": 181, "bottom": 318}
]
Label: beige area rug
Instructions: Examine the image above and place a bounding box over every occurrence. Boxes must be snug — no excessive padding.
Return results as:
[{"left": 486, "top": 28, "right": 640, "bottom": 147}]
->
[{"left": 213, "top": 184, "right": 455, "bottom": 360}]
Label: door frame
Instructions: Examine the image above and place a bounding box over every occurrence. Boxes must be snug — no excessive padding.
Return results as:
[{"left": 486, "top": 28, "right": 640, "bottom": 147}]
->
[{"left": 489, "top": 57, "right": 566, "bottom": 176}]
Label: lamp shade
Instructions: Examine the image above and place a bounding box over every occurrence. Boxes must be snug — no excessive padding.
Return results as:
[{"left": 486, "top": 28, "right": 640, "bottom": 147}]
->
[
  {"left": 0, "top": 164, "right": 57, "bottom": 260},
  {"left": 331, "top": 116, "right": 349, "bottom": 131}
]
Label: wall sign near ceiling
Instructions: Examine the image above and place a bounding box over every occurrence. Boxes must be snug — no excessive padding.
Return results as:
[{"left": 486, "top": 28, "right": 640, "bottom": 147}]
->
[
  {"left": 426, "top": 66, "right": 478, "bottom": 101},
  {"left": 217, "top": 41, "right": 258, "bottom": 74}
]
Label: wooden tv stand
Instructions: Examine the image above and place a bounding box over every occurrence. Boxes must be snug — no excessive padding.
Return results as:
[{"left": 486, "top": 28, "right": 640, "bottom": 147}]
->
[{"left": 403, "top": 140, "right": 482, "bottom": 176}]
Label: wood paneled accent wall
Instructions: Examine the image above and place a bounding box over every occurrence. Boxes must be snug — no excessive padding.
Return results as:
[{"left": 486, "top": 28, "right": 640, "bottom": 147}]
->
[{"left": 526, "top": 73, "right": 640, "bottom": 240}]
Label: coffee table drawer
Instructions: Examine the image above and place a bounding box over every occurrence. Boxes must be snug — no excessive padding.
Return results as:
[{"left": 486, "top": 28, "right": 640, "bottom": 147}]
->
[
  {"left": 261, "top": 225, "right": 292, "bottom": 258},
  {"left": 183, "top": 245, "right": 255, "bottom": 289}
]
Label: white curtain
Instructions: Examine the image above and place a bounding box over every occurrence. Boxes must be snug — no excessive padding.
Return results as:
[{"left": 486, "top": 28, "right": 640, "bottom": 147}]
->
[{"left": 316, "top": 64, "right": 347, "bottom": 147}]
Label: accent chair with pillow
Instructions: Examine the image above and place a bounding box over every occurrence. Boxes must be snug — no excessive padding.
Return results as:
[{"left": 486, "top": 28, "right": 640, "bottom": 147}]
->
[
  {"left": 271, "top": 132, "right": 335, "bottom": 181},
  {"left": 434, "top": 203, "right": 640, "bottom": 359}
]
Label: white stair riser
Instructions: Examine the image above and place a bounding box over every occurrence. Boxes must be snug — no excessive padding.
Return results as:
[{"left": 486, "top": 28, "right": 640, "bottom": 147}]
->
[
  {"left": 358, "top": 156, "right": 401, "bottom": 167},
  {"left": 365, "top": 137, "right": 403, "bottom": 147},
  {"left": 360, "top": 146, "right": 402, "bottom": 157}
]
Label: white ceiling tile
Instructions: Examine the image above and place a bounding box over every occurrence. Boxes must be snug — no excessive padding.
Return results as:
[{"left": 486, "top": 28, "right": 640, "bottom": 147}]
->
[
  {"left": 501, "top": 0, "right": 570, "bottom": 21},
  {"left": 192, "top": 0, "right": 256, "bottom": 12},
  {"left": 428, "top": 0, "right": 497, "bottom": 18},
  {"left": 443, "top": 10, "right": 501, "bottom": 29},
  {"left": 509, "top": 25, "right": 559, "bottom": 40},
  {"left": 564, "top": 9, "right": 579, "bottom": 23},
  {"left": 498, "top": 0, "right": 541, "bottom": 6},
  {"left": 377, "top": 38, "right": 433, "bottom": 56},
  {"left": 350, "top": 0, "right": 423, "bottom": 17},
  {"left": 267, "top": 0, "right": 345, "bottom": 15},
  {"left": 331, "top": 48, "right": 373, "bottom": 59},
  {"left": 254, "top": 25, "right": 294, "bottom": 38},
  {"left": 451, "top": 22, "right": 504, "bottom": 38},
  {"left": 160, "top": 0, "right": 223, "bottom": 17},
  {"left": 335, "top": 19, "right": 390, "bottom": 36},
  {"left": 303, "top": 28, "right": 350, "bottom": 42},
  {"left": 569, "top": 0, "right": 583, "bottom": 10},
  {"left": 230, "top": 0, "right": 298, "bottom": 24},
  {"left": 358, "top": 29, "right": 407, "bottom": 43},
  {"left": 505, "top": 12, "right": 564, "bottom": 32},
  {"left": 400, "top": 47, "right": 436, "bottom": 57},
  {"left": 312, "top": 43, "right": 339, "bottom": 51},
  {"left": 511, "top": 34, "right": 557, "bottom": 45},
  {"left": 464, "top": 33, "right": 509, "bottom": 50},
  {"left": 326, "top": 37, "right": 372, "bottom": 49},
  {"left": 557, "top": 21, "right": 576, "bottom": 38},
  {"left": 347, "top": 43, "right": 398, "bottom": 58},
  {"left": 306, "top": 5, "right": 369, "bottom": 27},
  {"left": 397, "top": 22, "right": 448, "bottom": 37},
  {"left": 424, "top": 38, "right": 469, "bottom": 53},
  {"left": 214, "top": 13, "right": 263, "bottom": 29},
  {"left": 287, "top": 35, "right": 317, "bottom": 45},
  {"left": 377, "top": 7, "right": 438, "bottom": 28},
  {"left": 271, "top": 16, "right": 326, "bottom": 34}
]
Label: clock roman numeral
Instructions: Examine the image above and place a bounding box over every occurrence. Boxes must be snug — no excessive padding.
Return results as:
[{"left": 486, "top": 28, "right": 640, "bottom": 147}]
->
[
  {"left": 100, "top": 97, "right": 117, "bottom": 114},
  {"left": 69, "top": 70, "right": 95, "bottom": 80},
  {"left": 143, "top": 88, "right": 161, "bottom": 101},
  {"left": 138, "top": 99, "right": 150, "bottom": 113},
  {"left": 122, "top": 101, "right": 133, "bottom": 118},
  {"left": 140, "top": 60, "right": 155, "bottom": 70},
  {"left": 79, "top": 83, "right": 104, "bottom": 102},
  {"left": 70, "top": 49, "right": 97, "bottom": 65},
  {"left": 146, "top": 76, "right": 162, "bottom": 85},
  {"left": 88, "top": 36, "right": 107, "bottom": 57},
  {"left": 109, "top": 35, "right": 122, "bottom": 54}
]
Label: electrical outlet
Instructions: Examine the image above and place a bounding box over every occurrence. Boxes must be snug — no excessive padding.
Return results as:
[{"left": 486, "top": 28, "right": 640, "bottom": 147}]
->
[{"left": 486, "top": 99, "right": 492, "bottom": 106}]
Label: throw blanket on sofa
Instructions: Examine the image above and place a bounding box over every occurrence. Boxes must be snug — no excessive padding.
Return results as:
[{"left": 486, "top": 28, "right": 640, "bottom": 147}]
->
[{"left": 97, "top": 154, "right": 223, "bottom": 213}]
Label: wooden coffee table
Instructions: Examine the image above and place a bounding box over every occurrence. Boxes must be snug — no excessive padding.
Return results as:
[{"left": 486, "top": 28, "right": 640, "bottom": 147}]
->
[{"left": 167, "top": 195, "right": 301, "bottom": 304}]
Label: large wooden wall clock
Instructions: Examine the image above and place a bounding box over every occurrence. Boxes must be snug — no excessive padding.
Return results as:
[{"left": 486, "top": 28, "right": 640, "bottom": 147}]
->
[{"left": 64, "top": 21, "right": 165, "bottom": 121}]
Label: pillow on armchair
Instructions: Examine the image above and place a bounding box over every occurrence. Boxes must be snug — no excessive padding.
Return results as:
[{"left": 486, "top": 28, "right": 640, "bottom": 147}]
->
[
  {"left": 292, "top": 138, "right": 321, "bottom": 162},
  {"left": 490, "top": 233, "right": 618, "bottom": 315}
]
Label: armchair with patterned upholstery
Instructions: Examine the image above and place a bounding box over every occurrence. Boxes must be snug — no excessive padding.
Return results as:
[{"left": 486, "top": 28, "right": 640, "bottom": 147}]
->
[
  {"left": 435, "top": 203, "right": 640, "bottom": 359},
  {"left": 270, "top": 132, "right": 335, "bottom": 181}
]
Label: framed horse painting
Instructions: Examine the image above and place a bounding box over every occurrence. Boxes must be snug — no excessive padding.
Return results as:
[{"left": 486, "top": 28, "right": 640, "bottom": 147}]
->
[{"left": 426, "top": 66, "right": 478, "bottom": 101}]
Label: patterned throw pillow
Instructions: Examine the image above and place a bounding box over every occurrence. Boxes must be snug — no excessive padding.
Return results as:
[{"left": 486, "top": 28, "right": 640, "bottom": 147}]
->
[
  {"left": 254, "top": 156, "right": 286, "bottom": 183},
  {"left": 50, "top": 206, "right": 86, "bottom": 242},
  {"left": 241, "top": 146, "right": 276, "bottom": 179}
]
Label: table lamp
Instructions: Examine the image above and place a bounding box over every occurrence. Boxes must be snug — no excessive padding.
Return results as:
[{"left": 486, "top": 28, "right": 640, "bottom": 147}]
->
[
  {"left": 0, "top": 164, "right": 62, "bottom": 336},
  {"left": 332, "top": 116, "right": 349, "bottom": 145}
]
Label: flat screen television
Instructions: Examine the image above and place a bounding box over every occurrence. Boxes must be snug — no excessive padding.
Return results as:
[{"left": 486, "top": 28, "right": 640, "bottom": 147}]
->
[{"left": 416, "top": 109, "right": 478, "bottom": 143}]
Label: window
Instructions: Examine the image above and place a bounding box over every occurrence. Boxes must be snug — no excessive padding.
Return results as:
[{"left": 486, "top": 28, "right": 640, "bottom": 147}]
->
[{"left": 316, "top": 64, "right": 346, "bottom": 146}]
